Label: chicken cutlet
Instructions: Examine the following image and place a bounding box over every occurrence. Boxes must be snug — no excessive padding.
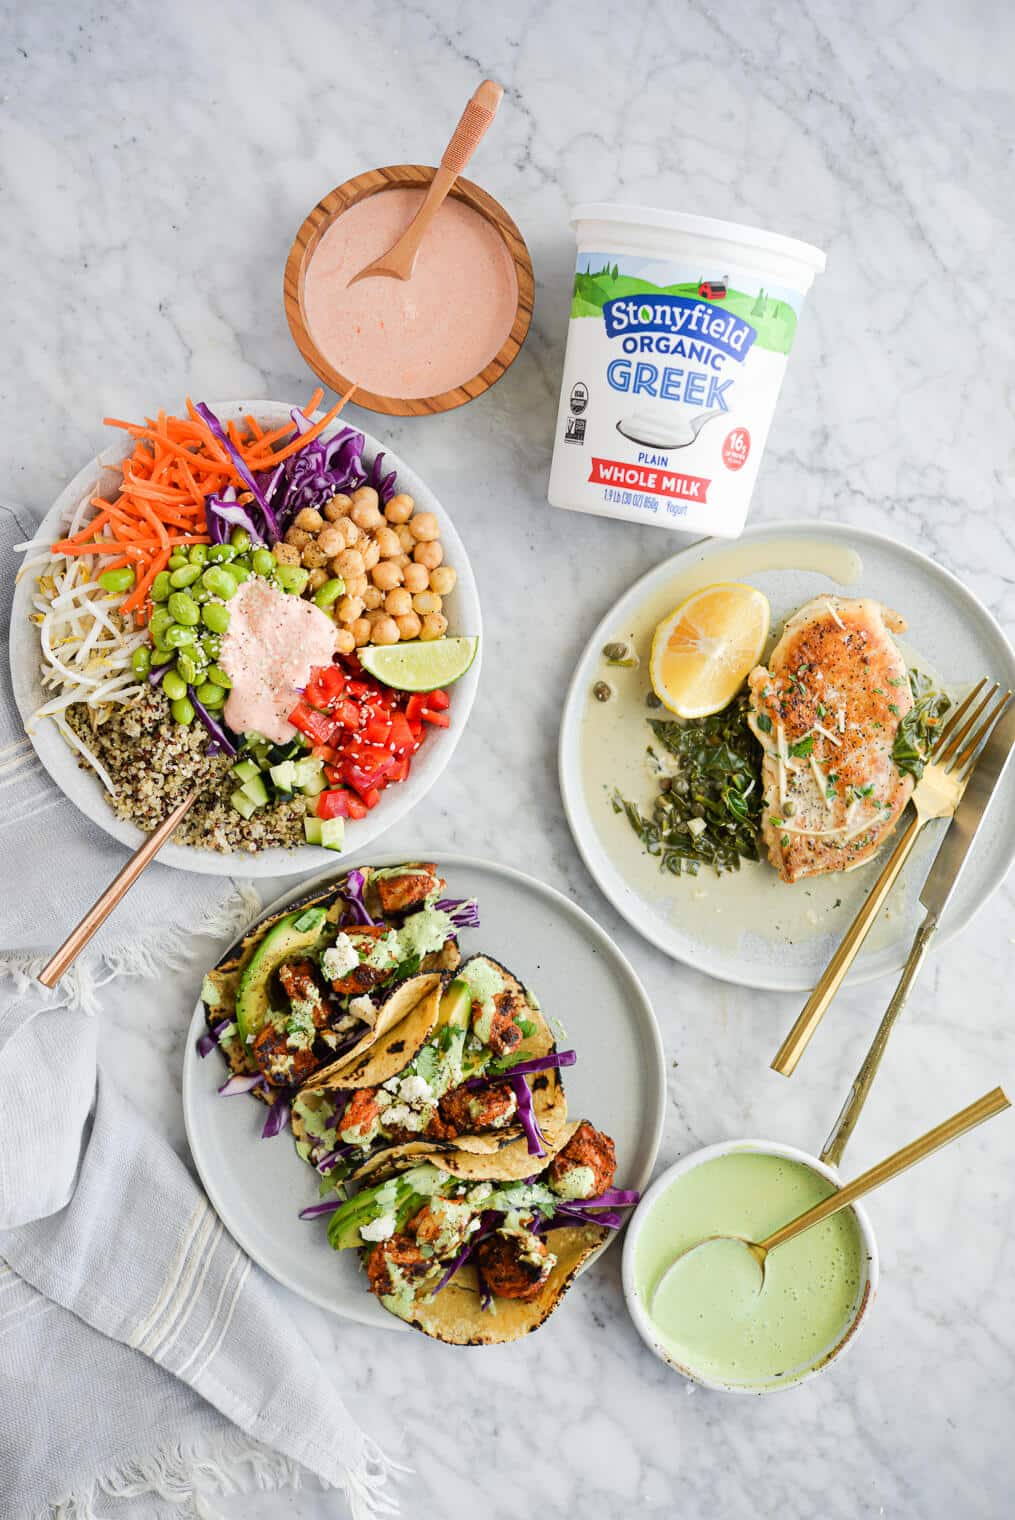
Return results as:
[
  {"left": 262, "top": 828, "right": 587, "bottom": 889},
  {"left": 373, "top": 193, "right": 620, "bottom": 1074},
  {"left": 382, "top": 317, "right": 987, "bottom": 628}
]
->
[{"left": 747, "top": 596, "right": 914, "bottom": 884}]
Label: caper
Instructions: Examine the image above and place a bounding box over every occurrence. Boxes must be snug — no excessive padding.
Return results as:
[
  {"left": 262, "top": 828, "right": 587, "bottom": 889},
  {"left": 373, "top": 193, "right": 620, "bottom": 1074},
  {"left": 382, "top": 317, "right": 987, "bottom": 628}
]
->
[
  {"left": 646, "top": 691, "right": 662, "bottom": 708},
  {"left": 593, "top": 681, "right": 613, "bottom": 703},
  {"left": 602, "top": 641, "right": 629, "bottom": 662},
  {"left": 783, "top": 800, "right": 798, "bottom": 818}
]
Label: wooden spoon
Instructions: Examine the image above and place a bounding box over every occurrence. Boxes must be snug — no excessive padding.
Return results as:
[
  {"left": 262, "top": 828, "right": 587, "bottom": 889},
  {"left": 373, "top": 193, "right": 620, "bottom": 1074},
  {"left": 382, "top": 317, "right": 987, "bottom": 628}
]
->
[{"left": 348, "top": 79, "right": 503, "bottom": 286}]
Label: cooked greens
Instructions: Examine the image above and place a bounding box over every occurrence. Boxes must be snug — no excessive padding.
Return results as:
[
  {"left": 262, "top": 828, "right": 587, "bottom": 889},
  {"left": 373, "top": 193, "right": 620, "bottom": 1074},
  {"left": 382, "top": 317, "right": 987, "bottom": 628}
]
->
[
  {"left": 892, "top": 670, "right": 952, "bottom": 781},
  {"left": 613, "top": 692, "right": 764, "bottom": 875}
]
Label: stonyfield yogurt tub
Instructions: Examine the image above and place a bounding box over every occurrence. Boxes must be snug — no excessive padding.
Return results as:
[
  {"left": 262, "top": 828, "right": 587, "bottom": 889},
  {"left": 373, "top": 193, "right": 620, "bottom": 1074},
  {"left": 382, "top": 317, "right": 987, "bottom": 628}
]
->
[{"left": 548, "top": 205, "right": 826, "bottom": 537}]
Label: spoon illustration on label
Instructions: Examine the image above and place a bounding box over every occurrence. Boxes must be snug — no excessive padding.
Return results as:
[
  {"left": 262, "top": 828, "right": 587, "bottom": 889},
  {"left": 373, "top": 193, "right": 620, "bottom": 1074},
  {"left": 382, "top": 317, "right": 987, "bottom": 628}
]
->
[{"left": 616, "top": 408, "right": 724, "bottom": 449}]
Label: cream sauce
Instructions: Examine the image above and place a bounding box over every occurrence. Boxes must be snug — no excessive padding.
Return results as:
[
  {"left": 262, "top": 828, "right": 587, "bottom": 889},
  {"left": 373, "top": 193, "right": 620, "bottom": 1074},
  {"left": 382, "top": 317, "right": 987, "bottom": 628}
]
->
[
  {"left": 220, "top": 578, "right": 337, "bottom": 743},
  {"left": 579, "top": 539, "right": 941, "bottom": 956},
  {"left": 303, "top": 188, "right": 518, "bottom": 399}
]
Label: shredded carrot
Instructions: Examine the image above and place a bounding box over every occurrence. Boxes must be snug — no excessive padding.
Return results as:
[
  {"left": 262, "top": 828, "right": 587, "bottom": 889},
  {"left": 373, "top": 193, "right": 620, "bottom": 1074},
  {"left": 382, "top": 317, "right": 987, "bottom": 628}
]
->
[{"left": 246, "top": 386, "right": 357, "bottom": 468}]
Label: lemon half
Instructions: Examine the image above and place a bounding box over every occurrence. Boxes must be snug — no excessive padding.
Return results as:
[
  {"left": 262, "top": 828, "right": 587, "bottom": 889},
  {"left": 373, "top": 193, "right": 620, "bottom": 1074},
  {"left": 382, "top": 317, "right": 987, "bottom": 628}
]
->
[{"left": 649, "top": 583, "right": 770, "bottom": 719}]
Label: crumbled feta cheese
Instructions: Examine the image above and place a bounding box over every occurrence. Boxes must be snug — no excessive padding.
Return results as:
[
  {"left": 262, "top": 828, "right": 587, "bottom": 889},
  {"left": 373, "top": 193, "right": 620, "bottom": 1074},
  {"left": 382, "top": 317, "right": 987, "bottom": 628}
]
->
[
  {"left": 321, "top": 934, "right": 361, "bottom": 981},
  {"left": 360, "top": 1213, "right": 396, "bottom": 1243},
  {"left": 399, "top": 1074, "right": 433, "bottom": 1106},
  {"left": 348, "top": 994, "right": 376, "bottom": 1026}
]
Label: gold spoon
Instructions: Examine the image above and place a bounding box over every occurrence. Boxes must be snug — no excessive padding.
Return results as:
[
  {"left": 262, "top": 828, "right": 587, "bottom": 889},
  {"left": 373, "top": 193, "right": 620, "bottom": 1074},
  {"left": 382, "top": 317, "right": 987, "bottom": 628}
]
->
[
  {"left": 348, "top": 79, "right": 503, "bottom": 286},
  {"left": 653, "top": 1087, "right": 1009, "bottom": 1301}
]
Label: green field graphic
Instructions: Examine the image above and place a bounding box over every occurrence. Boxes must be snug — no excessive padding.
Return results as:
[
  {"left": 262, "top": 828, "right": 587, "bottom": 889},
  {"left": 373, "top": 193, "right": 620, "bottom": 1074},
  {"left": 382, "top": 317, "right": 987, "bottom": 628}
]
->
[{"left": 571, "top": 269, "right": 797, "bottom": 356}]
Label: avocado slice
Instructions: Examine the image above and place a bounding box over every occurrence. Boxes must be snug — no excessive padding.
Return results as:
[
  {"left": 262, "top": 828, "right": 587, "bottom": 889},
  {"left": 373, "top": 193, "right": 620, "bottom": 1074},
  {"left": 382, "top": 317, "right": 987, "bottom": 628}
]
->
[
  {"left": 235, "top": 906, "right": 329, "bottom": 1043},
  {"left": 437, "top": 978, "right": 472, "bottom": 1031}
]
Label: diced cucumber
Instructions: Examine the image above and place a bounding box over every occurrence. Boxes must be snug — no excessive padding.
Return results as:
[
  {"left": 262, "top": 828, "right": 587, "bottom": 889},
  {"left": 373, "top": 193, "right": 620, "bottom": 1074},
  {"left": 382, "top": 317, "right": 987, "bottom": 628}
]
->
[
  {"left": 292, "top": 757, "right": 323, "bottom": 788},
  {"left": 299, "top": 771, "right": 327, "bottom": 798},
  {"left": 303, "top": 815, "right": 324, "bottom": 845},
  {"left": 232, "top": 759, "right": 260, "bottom": 783},
  {"left": 320, "top": 817, "right": 345, "bottom": 851},
  {"left": 269, "top": 760, "right": 297, "bottom": 792},
  {"left": 231, "top": 787, "right": 258, "bottom": 820},
  {"left": 240, "top": 774, "right": 269, "bottom": 807}
]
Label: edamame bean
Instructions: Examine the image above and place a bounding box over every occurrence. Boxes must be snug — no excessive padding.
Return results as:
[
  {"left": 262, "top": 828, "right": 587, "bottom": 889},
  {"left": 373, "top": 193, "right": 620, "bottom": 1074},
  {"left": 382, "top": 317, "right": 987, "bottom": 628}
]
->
[
  {"left": 232, "top": 555, "right": 252, "bottom": 572},
  {"left": 167, "top": 591, "right": 200, "bottom": 627},
  {"left": 150, "top": 571, "right": 172, "bottom": 603},
  {"left": 251, "top": 548, "right": 275, "bottom": 578},
  {"left": 98, "top": 566, "right": 136, "bottom": 595},
  {"left": 206, "top": 664, "right": 232, "bottom": 689},
  {"left": 149, "top": 608, "right": 173, "bottom": 641},
  {"left": 169, "top": 564, "right": 201, "bottom": 589},
  {"left": 229, "top": 564, "right": 250, "bottom": 585},
  {"left": 207, "top": 544, "right": 233, "bottom": 564},
  {"left": 188, "top": 544, "right": 208, "bottom": 566},
  {"left": 230, "top": 528, "right": 251, "bottom": 554},
  {"left": 200, "top": 633, "right": 222, "bottom": 659},
  {"left": 168, "top": 552, "right": 188, "bottom": 571},
  {"left": 275, "top": 565, "right": 310, "bottom": 595},
  {"left": 132, "top": 645, "right": 152, "bottom": 677},
  {"left": 165, "top": 623, "right": 197, "bottom": 649},
  {"left": 201, "top": 566, "right": 238, "bottom": 600},
  {"left": 196, "top": 681, "right": 226, "bottom": 708},
  {"left": 192, "top": 584, "right": 210, "bottom": 604},
  {"left": 162, "top": 669, "right": 187, "bottom": 702},
  {"left": 201, "top": 601, "right": 231, "bottom": 634},
  {"left": 313, "top": 576, "right": 345, "bottom": 609},
  {"left": 171, "top": 696, "right": 195, "bottom": 726},
  {"left": 176, "top": 652, "right": 198, "bottom": 685}
]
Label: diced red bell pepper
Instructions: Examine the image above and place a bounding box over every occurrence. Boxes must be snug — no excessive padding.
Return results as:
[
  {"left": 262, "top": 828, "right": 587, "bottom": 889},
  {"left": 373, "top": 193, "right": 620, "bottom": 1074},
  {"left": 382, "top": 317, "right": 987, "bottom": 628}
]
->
[
  {"left": 406, "top": 693, "right": 428, "bottom": 723},
  {"left": 387, "top": 712, "right": 415, "bottom": 754},
  {"left": 363, "top": 715, "right": 391, "bottom": 746},
  {"left": 420, "top": 707, "right": 451, "bottom": 728},
  {"left": 289, "top": 701, "right": 339, "bottom": 746},
  {"left": 389, "top": 757, "right": 410, "bottom": 784},
  {"left": 317, "top": 789, "right": 368, "bottom": 821},
  {"left": 334, "top": 699, "right": 362, "bottom": 731},
  {"left": 361, "top": 787, "right": 381, "bottom": 810},
  {"left": 310, "top": 742, "right": 340, "bottom": 764},
  {"left": 425, "top": 688, "right": 450, "bottom": 710},
  {"left": 346, "top": 679, "right": 371, "bottom": 699},
  {"left": 304, "top": 664, "right": 346, "bottom": 709}
]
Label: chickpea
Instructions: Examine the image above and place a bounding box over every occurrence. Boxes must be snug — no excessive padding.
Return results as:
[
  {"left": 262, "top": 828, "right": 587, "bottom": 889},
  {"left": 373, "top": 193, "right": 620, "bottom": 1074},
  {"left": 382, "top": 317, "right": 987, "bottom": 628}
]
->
[
  {"left": 351, "top": 501, "right": 383, "bottom": 533},
  {"left": 361, "top": 538, "right": 381, "bottom": 572},
  {"left": 285, "top": 526, "right": 312, "bottom": 550},
  {"left": 365, "top": 607, "right": 387, "bottom": 626},
  {"left": 337, "top": 594, "right": 365, "bottom": 624},
  {"left": 334, "top": 627, "right": 356, "bottom": 655},
  {"left": 412, "top": 590, "right": 442, "bottom": 616},
  {"left": 294, "top": 507, "right": 324, "bottom": 532},
  {"left": 372, "top": 559, "right": 403, "bottom": 592},
  {"left": 363, "top": 584, "right": 384, "bottom": 611},
  {"left": 395, "top": 611, "right": 422, "bottom": 640},
  {"left": 272, "top": 542, "right": 300, "bottom": 566},
  {"left": 385, "top": 587, "right": 413, "bottom": 617},
  {"left": 371, "top": 615, "right": 400, "bottom": 645},
  {"left": 352, "top": 485, "right": 379, "bottom": 512},
  {"left": 384, "top": 493, "right": 414, "bottom": 524},
  {"left": 301, "top": 541, "right": 329, "bottom": 569},
  {"left": 345, "top": 572, "right": 369, "bottom": 598},
  {"left": 307, "top": 567, "right": 330, "bottom": 592},
  {"left": 374, "top": 525, "right": 401, "bottom": 559},
  {"left": 403, "top": 561, "right": 429, "bottom": 593},
  {"left": 351, "top": 617, "right": 372, "bottom": 647},
  {"left": 323, "top": 494, "right": 352, "bottom": 521},
  {"left": 338, "top": 517, "right": 360, "bottom": 547},
  {"left": 317, "top": 525, "right": 346, "bottom": 558},
  {"left": 395, "top": 552, "right": 412, "bottom": 569},
  {"left": 420, "top": 611, "right": 448, "bottom": 640},
  {"left": 429, "top": 565, "right": 457, "bottom": 596},
  {"left": 413, "top": 539, "right": 443, "bottom": 570},
  {"left": 409, "top": 511, "right": 440, "bottom": 542},
  {"left": 335, "top": 548, "right": 365, "bottom": 579},
  {"left": 396, "top": 523, "right": 416, "bottom": 553}
]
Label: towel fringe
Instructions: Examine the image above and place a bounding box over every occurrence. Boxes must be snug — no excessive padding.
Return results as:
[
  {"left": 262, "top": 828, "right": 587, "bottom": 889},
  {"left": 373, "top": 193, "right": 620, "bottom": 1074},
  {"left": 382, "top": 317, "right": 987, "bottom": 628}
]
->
[{"left": 39, "top": 1425, "right": 405, "bottom": 1520}]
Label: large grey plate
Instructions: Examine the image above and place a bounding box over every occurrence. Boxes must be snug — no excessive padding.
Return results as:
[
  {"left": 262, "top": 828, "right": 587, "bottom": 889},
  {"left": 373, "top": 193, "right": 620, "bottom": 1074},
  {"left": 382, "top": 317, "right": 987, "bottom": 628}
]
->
[
  {"left": 9, "top": 401, "right": 481, "bottom": 876},
  {"left": 559, "top": 521, "right": 1015, "bottom": 991},
  {"left": 182, "top": 852, "right": 666, "bottom": 1329}
]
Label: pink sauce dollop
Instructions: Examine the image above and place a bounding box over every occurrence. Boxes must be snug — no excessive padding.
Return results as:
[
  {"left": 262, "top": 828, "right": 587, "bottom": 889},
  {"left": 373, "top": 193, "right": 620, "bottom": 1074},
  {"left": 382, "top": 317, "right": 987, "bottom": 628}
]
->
[
  {"left": 220, "top": 577, "right": 337, "bottom": 744},
  {"left": 302, "top": 188, "right": 518, "bottom": 399}
]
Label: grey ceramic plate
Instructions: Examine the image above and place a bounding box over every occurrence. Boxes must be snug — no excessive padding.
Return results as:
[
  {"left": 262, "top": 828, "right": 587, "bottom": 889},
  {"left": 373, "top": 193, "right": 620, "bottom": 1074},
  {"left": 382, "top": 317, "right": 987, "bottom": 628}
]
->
[
  {"left": 559, "top": 522, "right": 1015, "bottom": 991},
  {"left": 182, "top": 852, "right": 666, "bottom": 1329},
  {"left": 8, "top": 401, "right": 481, "bottom": 876}
]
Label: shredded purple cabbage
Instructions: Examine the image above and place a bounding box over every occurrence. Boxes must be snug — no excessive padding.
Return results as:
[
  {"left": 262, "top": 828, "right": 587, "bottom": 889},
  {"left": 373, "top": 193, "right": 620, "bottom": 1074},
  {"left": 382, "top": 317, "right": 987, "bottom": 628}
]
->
[
  {"left": 218, "top": 1073, "right": 264, "bottom": 1096},
  {"left": 316, "top": 1141, "right": 357, "bottom": 1174},
  {"left": 431, "top": 1211, "right": 500, "bottom": 1297},
  {"left": 341, "top": 869, "right": 376, "bottom": 926},
  {"left": 188, "top": 687, "right": 238, "bottom": 758},
  {"left": 206, "top": 493, "right": 265, "bottom": 547},
  {"left": 148, "top": 662, "right": 169, "bottom": 688},
  {"left": 509, "top": 1072, "right": 545, "bottom": 1157},
  {"left": 261, "top": 1099, "right": 291, "bottom": 1138},
  {"left": 197, "top": 1018, "right": 233, "bottom": 1058},
  {"left": 434, "top": 898, "right": 480, "bottom": 930},
  {"left": 195, "top": 403, "right": 280, "bottom": 541},
  {"left": 465, "top": 1050, "right": 577, "bottom": 1090},
  {"left": 299, "top": 1197, "right": 345, "bottom": 1221}
]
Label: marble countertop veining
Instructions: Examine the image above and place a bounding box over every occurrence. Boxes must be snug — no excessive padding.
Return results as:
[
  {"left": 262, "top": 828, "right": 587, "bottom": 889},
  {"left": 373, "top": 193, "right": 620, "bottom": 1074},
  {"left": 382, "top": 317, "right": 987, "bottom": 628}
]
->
[{"left": 4, "top": 0, "right": 1014, "bottom": 1515}]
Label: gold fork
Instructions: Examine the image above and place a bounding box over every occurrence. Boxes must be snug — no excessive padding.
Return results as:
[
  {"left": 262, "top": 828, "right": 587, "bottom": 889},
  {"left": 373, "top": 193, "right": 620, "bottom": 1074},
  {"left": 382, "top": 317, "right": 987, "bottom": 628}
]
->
[{"left": 771, "top": 678, "right": 1013, "bottom": 1077}]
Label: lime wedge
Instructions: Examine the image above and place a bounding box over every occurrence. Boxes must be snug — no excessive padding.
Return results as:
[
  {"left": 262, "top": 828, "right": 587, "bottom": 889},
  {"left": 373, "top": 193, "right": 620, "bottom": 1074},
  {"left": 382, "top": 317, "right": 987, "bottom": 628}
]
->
[{"left": 359, "top": 637, "right": 479, "bottom": 692}]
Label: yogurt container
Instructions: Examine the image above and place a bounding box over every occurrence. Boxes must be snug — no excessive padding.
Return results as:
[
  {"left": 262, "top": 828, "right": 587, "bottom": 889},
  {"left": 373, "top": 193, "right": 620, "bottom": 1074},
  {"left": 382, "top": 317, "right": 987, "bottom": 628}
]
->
[{"left": 548, "top": 205, "right": 826, "bottom": 537}]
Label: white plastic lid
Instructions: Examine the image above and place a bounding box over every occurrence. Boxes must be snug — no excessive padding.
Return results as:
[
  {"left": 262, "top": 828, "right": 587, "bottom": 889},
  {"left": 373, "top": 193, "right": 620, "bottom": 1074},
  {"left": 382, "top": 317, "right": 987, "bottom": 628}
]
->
[{"left": 571, "top": 202, "right": 826, "bottom": 274}]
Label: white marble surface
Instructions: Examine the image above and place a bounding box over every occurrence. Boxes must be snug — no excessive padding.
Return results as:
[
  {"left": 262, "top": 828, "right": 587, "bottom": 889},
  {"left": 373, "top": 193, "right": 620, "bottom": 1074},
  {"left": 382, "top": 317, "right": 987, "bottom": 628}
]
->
[{"left": 4, "top": 0, "right": 1015, "bottom": 1515}]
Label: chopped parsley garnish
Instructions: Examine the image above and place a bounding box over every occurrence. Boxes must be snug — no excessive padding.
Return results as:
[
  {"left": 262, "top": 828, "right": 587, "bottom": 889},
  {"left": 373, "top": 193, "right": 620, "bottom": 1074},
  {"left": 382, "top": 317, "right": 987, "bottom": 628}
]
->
[
  {"left": 756, "top": 712, "right": 773, "bottom": 734},
  {"left": 788, "top": 735, "right": 815, "bottom": 758},
  {"left": 893, "top": 670, "right": 952, "bottom": 781}
]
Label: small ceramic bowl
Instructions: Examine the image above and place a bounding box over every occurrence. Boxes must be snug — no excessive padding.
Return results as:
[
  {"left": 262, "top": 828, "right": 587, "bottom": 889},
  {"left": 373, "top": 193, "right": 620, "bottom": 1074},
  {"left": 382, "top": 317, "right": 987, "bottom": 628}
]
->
[
  {"left": 621, "top": 1138, "right": 879, "bottom": 1393},
  {"left": 284, "top": 164, "right": 534, "bottom": 417}
]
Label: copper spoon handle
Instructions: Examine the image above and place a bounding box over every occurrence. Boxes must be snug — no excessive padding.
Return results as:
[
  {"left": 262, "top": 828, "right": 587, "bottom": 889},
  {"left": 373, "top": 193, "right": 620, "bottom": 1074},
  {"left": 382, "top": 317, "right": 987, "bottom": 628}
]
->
[{"left": 37, "top": 790, "right": 199, "bottom": 988}]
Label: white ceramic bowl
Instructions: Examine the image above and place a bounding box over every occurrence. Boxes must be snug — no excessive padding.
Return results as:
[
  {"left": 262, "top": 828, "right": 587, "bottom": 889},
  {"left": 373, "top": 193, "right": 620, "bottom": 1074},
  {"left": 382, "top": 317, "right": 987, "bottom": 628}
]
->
[
  {"left": 9, "top": 401, "right": 482, "bottom": 876},
  {"left": 621, "top": 1139, "right": 879, "bottom": 1393}
]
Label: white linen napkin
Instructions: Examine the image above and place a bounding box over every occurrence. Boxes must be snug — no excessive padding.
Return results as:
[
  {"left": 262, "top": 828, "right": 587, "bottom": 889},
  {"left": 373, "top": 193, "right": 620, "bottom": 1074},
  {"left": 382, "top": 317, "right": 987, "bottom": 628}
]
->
[{"left": 0, "top": 501, "right": 400, "bottom": 1519}]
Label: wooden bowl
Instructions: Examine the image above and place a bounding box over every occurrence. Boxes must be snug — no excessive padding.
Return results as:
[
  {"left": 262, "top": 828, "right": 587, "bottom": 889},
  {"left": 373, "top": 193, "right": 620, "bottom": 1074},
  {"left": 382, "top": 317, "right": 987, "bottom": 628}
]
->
[{"left": 284, "top": 164, "right": 534, "bottom": 417}]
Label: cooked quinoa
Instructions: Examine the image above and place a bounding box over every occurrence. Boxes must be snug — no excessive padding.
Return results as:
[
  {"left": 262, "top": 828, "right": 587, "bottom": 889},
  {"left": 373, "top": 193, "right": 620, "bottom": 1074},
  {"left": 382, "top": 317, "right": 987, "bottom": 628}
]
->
[{"left": 66, "top": 689, "right": 309, "bottom": 853}]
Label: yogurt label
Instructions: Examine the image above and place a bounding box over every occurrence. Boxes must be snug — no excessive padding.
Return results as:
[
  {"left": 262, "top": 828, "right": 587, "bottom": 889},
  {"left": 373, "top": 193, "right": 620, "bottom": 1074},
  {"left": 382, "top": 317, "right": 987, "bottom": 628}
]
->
[{"left": 549, "top": 207, "right": 825, "bottom": 538}]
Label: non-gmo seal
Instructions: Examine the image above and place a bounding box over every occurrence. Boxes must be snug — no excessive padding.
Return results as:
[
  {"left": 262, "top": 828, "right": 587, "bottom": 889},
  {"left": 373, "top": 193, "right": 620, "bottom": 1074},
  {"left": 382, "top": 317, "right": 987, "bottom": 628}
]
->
[{"left": 569, "top": 382, "right": 589, "bottom": 416}]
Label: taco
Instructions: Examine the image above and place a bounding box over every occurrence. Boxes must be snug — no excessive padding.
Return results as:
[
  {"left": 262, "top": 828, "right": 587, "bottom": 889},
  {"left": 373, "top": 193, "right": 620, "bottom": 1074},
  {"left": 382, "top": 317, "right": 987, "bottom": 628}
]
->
[
  {"left": 198, "top": 863, "right": 464, "bottom": 1108},
  {"left": 320, "top": 1120, "right": 637, "bottom": 1344},
  {"left": 291, "top": 954, "right": 570, "bottom": 1186}
]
